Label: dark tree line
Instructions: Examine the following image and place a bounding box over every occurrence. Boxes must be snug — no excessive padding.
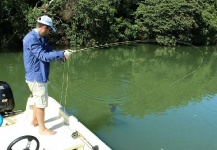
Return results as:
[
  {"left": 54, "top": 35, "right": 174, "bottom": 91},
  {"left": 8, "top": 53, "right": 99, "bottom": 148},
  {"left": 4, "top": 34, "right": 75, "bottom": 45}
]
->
[{"left": 1, "top": 0, "right": 217, "bottom": 50}]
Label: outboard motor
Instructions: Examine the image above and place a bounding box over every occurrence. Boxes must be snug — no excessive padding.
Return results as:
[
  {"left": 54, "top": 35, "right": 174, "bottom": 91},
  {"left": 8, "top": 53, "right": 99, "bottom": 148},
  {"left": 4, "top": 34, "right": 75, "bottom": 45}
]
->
[{"left": 0, "top": 81, "right": 15, "bottom": 116}]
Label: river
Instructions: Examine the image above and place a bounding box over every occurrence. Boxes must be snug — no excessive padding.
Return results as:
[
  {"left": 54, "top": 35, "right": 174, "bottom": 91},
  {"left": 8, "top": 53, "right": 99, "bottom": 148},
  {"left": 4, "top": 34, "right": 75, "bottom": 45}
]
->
[{"left": 1, "top": 43, "right": 217, "bottom": 150}]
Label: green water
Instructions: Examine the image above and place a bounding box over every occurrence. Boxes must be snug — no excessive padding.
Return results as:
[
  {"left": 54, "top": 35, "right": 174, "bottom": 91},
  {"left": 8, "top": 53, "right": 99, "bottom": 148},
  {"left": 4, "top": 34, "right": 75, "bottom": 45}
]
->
[{"left": 1, "top": 44, "right": 217, "bottom": 150}]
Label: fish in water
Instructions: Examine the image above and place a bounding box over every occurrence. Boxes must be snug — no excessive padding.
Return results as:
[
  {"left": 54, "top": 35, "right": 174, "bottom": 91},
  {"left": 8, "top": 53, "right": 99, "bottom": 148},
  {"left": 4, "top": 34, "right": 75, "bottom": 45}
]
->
[{"left": 108, "top": 104, "right": 116, "bottom": 113}]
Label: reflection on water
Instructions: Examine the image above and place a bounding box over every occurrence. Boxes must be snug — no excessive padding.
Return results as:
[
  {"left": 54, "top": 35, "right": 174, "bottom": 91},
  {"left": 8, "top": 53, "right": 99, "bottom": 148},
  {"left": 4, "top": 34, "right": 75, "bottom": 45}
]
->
[
  {"left": 104, "top": 95, "right": 217, "bottom": 150},
  {"left": 1, "top": 44, "right": 217, "bottom": 150}
]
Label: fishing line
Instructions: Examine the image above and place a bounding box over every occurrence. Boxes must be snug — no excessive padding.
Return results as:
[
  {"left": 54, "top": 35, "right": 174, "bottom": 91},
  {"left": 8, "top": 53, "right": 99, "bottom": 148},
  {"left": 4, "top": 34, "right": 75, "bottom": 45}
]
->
[
  {"left": 72, "top": 39, "right": 156, "bottom": 52},
  {"left": 60, "top": 54, "right": 71, "bottom": 114},
  {"left": 63, "top": 60, "right": 70, "bottom": 109},
  {"left": 71, "top": 39, "right": 204, "bottom": 87},
  {"left": 60, "top": 62, "right": 66, "bottom": 105},
  {"left": 169, "top": 42, "right": 204, "bottom": 86},
  {"left": 61, "top": 39, "right": 204, "bottom": 105},
  {"left": 60, "top": 44, "right": 80, "bottom": 111}
]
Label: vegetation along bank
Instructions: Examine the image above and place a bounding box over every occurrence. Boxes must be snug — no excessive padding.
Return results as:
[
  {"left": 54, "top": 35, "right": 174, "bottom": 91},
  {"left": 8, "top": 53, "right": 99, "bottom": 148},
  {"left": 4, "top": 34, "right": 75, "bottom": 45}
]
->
[{"left": 1, "top": 0, "right": 217, "bottom": 51}]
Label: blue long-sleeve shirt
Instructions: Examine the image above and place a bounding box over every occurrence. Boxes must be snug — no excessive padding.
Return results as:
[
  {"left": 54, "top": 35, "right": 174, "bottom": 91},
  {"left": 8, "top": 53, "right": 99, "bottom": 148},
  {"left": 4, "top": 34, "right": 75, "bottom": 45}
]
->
[{"left": 23, "top": 29, "right": 64, "bottom": 82}]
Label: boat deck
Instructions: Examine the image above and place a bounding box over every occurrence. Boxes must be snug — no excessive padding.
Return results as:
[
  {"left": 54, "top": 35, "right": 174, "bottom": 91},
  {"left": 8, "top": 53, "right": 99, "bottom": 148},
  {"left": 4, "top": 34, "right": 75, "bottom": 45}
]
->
[{"left": 0, "top": 97, "right": 111, "bottom": 150}]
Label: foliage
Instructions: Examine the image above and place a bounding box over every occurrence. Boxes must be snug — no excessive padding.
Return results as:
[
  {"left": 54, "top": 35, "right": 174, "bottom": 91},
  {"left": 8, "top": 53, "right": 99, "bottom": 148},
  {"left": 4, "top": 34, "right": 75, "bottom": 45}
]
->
[
  {"left": 110, "top": 0, "right": 142, "bottom": 41},
  {"left": 1, "top": 0, "right": 217, "bottom": 48},
  {"left": 134, "top": 0, "right": 217, "bottom": 46},
  {"left": 199, "top": 0, "right": 217, "bottom": 45},
  {"left": 24, "top": 0, "right": 69, "bottom": 45},
  {"left": 68, "top": 0, "right": 116, "bottom": 46},
  {"left": 134, "top": 0, "right": 201, "bottom": 45},
  {"left": 0, "top": 0, "right": 29, "bottom": 48}
]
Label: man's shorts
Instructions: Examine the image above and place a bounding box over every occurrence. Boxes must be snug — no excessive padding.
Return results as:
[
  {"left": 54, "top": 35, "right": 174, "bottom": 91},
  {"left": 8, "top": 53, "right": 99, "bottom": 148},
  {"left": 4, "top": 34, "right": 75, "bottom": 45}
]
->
[{"left": 26, "top": 81, "right": 48, "bottom": 108}]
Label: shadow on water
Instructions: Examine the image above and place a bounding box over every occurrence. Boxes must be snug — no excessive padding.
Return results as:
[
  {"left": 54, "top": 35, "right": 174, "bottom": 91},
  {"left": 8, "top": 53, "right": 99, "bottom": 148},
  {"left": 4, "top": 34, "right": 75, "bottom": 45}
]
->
[{"left": 1, "top": 43, "right": 217, "bottom": 150}]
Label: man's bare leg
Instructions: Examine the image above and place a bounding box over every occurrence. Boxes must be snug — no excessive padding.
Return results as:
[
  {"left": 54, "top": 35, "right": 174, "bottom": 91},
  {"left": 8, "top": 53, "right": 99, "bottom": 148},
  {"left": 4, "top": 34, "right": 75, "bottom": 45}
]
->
[
  {"left": 36, "top": 107, "right": 56, "bottom": 135},
  {"left": 31, "top": 103, "right": 38, "bottom": 126}
]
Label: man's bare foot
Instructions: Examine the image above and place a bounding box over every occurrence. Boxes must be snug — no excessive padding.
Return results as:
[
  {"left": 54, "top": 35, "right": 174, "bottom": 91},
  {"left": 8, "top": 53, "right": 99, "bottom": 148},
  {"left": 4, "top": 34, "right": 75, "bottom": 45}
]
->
[
  {"left": 31, "top": 120, "right": 38, "bottom": 127},
  {"left": 39, "top": 128, "right": 57, "bottom": 135}
]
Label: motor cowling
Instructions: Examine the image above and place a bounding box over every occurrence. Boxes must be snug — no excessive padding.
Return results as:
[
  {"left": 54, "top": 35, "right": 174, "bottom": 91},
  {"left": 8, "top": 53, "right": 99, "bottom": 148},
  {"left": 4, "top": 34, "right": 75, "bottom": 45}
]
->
[{"left": 0, "top": 81, "right": 15, "bottom": 116}]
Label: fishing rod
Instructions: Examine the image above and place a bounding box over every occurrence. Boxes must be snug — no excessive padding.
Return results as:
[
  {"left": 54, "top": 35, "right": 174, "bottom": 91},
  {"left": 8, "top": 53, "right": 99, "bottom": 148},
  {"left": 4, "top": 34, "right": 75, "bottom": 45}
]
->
[
  {"left": 60, "top": 40, "right": 150, "bottom": 105},
  {"left": 66, "top": 39, "right": 204, "bottom": 86},
  {"left": 69, "top": 40, "right": 153, "bottom": 53}
]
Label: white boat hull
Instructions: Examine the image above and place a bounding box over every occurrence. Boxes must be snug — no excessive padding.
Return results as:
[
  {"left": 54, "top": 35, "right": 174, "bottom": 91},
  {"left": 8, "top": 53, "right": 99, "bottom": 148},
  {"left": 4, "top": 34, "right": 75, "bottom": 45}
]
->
[{"left": 0, "top": 96, "right": 111, "bottom": 150}]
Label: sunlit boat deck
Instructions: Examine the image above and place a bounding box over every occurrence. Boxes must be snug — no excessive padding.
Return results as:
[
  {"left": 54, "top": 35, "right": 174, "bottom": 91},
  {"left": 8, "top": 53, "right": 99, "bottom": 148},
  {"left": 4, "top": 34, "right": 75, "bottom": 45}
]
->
[{"left": 0, "top": 97, "right": 111, "bottom": 150}]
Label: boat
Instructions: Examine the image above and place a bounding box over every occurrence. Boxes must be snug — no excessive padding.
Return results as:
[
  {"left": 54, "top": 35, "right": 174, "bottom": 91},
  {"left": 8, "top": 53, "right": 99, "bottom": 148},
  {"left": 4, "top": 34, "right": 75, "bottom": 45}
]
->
[{"left": 0, "top": 81, "right": 111, "bottom": 150}]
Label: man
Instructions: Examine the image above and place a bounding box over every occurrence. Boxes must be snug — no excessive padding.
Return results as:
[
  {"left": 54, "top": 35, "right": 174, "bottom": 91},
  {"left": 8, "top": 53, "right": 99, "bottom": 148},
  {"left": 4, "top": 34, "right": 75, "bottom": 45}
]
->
[{"left": 23, "top": 15, "right": 74, "bottom": 135}]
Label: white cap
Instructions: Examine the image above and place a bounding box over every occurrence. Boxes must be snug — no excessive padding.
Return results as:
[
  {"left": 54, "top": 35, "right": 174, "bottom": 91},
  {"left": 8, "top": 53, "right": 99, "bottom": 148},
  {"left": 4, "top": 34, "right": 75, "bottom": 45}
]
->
[{"left": 37, "top": 15, "right": 56, "bottom": 32}]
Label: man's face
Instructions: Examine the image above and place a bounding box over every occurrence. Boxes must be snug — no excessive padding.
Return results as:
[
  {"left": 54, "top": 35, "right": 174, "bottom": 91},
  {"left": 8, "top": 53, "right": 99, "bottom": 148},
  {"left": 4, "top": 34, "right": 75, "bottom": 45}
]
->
[{"left": 40, "top": 26, "right": 51, "bottom": 37}]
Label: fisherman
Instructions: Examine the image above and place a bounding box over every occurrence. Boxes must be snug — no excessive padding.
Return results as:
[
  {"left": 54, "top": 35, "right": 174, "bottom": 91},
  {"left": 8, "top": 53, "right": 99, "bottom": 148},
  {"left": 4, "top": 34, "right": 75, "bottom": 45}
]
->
[{"left": 23, "top": 15, "right": 74, "bottom": 135}]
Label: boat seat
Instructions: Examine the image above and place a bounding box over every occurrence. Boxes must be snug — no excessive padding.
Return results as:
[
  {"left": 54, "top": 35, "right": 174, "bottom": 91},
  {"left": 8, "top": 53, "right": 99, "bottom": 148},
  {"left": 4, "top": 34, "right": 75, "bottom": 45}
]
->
[{"left": 2, "top": 117, "right": 16, "bottom": 126}]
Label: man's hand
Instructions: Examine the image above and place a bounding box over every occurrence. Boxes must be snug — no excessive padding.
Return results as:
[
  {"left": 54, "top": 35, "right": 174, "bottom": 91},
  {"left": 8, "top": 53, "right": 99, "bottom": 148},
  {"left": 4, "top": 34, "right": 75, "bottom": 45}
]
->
[{"left": 64, "top": 50, "right": 73, "bottom": 59}]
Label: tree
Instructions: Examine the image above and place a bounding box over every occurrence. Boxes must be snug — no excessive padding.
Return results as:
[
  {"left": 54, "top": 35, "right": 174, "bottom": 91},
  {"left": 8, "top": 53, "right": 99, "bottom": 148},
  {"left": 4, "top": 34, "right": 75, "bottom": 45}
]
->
[
  {"left": 1, "top": 0, "right": 217, "bottom": 48},
  {"left": 0, "top": 0, "right": 29, "bottom": 48},
  {"left": 134, "top": 0, "right": 217, "bottom": 45}
]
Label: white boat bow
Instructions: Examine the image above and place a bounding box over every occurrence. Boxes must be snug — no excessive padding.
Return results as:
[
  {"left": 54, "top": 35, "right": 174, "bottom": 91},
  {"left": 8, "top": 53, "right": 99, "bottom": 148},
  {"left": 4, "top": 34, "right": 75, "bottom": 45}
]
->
[{"left": 0, "top": 96, "right": 111, "bottom": 150}]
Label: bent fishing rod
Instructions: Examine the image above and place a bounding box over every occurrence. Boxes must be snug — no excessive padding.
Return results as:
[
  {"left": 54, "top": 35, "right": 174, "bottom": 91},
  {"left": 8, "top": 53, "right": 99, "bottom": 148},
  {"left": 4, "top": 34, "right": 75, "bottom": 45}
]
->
[
  {"left": 66, "top": 39, "right": 204, "bottom": 86},
  {"left": 69, "top": 40, "right": 153, "bottom": 53}
]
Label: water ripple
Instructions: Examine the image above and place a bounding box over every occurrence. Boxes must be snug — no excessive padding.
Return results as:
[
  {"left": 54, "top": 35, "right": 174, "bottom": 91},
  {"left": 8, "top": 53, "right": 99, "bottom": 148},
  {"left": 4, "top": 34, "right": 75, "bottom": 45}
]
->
[{"left": 78, "top": 78, "right": 134, "bottom": 102}]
